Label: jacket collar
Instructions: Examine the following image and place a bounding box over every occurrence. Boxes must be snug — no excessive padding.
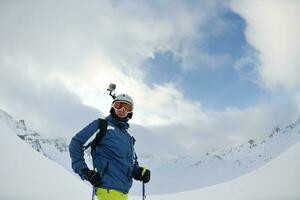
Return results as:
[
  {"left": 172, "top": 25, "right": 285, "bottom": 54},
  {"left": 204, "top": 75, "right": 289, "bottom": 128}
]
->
[{"left": 105, "top": 115, "right": 129, "bottom": 130}]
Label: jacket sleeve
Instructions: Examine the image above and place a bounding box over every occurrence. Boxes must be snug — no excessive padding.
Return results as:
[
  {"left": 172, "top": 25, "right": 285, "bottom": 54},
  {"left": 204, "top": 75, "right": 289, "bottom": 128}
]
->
[{"left": 69, "top": 119, "right": 99, "bottom": 178}]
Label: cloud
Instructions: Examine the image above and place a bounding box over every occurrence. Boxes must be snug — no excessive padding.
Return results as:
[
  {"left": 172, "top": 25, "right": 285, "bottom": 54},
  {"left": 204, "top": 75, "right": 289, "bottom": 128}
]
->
[
  {"left": 42, "top": 55, "right": 300, "bottom": 156},
  {"left": 0, "top": 59, "right": 101, "bottom": 139},
  {"left": 231, "top": 0, "right": 300, "bottom": 90},
  {"left": 133, "top": 97, "right": 300, "bottom": 157},
  {"left": 0, "top": 0, "right": 227, "bottom": 127},
  {"left": 48, "top": 54, "right": 204, "bottom": 127},
  {"left": 1, "top": 0, "right": 299, "bottom": 158},
  {"left": 0, "top": 0, "right": 231, "bottom": 73},
  {"left": 234, "top": 46, "right": 261, "bottom": 85}
]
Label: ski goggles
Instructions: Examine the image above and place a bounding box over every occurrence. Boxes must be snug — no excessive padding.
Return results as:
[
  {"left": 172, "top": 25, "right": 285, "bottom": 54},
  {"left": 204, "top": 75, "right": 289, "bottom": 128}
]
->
[{"left": 112, "top": 101, "right": 133, "bottom": 113}]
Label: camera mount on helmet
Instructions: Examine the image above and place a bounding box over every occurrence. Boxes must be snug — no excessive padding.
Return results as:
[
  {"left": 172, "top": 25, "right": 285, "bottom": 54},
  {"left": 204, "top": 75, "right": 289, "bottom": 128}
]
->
[{"left": 107, "top": 83, "right": 116, "bottom": 99}]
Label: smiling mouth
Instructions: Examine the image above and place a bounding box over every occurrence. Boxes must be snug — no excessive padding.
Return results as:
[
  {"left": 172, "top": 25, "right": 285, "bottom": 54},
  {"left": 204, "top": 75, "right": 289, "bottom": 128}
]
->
[{"left": 116, "top": 111, "right": 127, "bottom": 117}]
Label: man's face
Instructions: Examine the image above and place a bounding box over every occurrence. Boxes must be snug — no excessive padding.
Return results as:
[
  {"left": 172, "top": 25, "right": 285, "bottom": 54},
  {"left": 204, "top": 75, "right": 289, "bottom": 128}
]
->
[
  {"left": 115, "top": 107, "right": 128, "bottom": 118},
  {"left": 112, "top": 101, "right": 133, "bottom": 119}
]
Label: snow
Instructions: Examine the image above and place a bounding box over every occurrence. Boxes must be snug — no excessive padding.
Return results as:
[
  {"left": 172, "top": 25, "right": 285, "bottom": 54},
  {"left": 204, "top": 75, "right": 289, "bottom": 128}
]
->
[
  {"left": 1, "top": 108, "right": 300, "bottom": 198},
  {"left": 1, "top": 109, "right": 299, "bottom": 199},
  {"left": 133, "top": 119, "right": 300, "bottom": 194},
  {"left": 131, "top": 139, "right": 300, "bottom": 200},
  {"left": 0, "top": 120, "right": 91, "bottom": 200}
]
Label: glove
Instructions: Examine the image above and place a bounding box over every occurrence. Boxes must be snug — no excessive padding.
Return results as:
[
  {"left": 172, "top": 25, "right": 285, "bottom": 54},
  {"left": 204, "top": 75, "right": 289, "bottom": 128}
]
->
[
  {"left": 81, "top": 168, "right": 101, "bottom": 187},
  {"left": 133, "top": 167, "right": 151, "bottom": 183}
]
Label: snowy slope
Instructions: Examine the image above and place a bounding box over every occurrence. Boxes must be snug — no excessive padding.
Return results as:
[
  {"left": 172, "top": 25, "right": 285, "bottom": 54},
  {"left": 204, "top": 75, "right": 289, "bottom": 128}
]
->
[
  {"left": 0, "top": 120, "right": 91, "bottom": 200},
  {"left": 131, "top": 139, "right": 300, "bottom": 200},
  {"left": 1, "top": 108, "right": 300, "bottom": 195}
]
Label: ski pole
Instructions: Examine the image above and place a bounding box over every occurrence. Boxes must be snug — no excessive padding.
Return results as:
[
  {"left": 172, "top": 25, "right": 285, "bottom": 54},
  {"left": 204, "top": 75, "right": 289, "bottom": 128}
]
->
[
  {"left": 142, "top": 167, "right": 147, "bottom": 200},
  {"left": 142, "top": 182, "right": 146, "bottom": 200},
  {"left": 92, "top": 168, "right": 98, "bottom": 200},
  {"left": 92, "top": 186, "right": 95, "bottom": 200}
]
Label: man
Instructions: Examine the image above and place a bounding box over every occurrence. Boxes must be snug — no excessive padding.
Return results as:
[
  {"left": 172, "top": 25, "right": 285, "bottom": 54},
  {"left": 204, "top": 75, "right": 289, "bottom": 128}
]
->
[{"left": 69, "top": 94, "right": 151, "bottom": 200}]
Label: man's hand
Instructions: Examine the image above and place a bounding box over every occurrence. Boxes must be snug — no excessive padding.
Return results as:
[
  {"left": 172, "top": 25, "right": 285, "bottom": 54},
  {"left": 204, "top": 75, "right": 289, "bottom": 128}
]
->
[
  {"left": 133, "top": 167, "right": 151, "bottom": 183},
  {"left": 81, "top": 168, "right": 101, "bottom": 187}
]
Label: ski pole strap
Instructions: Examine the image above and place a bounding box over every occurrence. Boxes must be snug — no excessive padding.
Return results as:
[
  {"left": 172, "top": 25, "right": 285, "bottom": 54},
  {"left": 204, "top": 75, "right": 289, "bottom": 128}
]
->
[
  {"left": 132, "top": 137, "right": 139, "bottom": 165},
  {"left": 134, "top": 152, "right": 138, "bottom": 165}
]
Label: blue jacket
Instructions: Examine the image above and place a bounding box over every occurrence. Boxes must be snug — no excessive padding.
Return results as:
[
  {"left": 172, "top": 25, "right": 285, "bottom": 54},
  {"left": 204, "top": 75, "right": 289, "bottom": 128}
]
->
[{"left": 69, "top": 115, "right": 140, "bottom": 193}]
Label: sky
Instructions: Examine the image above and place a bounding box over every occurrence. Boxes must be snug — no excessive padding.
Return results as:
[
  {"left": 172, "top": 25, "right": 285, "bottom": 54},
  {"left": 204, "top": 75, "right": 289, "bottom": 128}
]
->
[{"left": 0, "top": 0, "right": 300, "bottom": 156}]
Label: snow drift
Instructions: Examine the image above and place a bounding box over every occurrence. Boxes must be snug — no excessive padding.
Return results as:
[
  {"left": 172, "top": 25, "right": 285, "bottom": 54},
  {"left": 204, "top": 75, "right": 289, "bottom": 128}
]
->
[
  {"left": 0, "top": 120, "right": 91, "bottom": 200},
  {"left": 132, "top": 139, "right": 300, "bottom": 200}
]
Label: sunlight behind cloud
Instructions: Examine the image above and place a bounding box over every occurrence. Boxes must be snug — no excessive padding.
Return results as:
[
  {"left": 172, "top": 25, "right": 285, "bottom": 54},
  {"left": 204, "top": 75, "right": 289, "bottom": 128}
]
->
[{"left": 51, "top": 55, "right": 205, "bottom": 127}]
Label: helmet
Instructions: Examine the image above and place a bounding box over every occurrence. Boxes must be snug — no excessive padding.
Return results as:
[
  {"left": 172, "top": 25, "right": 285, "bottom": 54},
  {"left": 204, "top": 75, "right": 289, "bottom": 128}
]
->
[
  {"left": 112, "top": 94, "right": 134, "bottom": 110},
  {"left": 110, "top": 94, "right": 134, "bottom": 121}
]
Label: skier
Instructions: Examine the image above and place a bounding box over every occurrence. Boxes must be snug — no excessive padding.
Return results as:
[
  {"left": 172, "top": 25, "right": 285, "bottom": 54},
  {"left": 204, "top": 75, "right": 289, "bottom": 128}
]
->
[{"left": 69, "top": 93, "right": 151, "bottom": 200}]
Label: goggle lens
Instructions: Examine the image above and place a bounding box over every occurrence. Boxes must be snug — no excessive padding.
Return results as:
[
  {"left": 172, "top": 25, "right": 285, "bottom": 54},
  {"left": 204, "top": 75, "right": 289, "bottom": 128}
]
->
[{"left": 113, "top": 101, "right": 133, "bottom": 113}]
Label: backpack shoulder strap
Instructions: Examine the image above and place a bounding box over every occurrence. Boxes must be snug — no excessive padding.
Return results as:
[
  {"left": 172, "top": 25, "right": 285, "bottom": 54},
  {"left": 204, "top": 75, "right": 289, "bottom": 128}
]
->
[
  {"left": 84, "top": 118, "right": 108, "bottom": 150},
  {"left": 91, "top": 118, "right": 108, "bottom": 149}
]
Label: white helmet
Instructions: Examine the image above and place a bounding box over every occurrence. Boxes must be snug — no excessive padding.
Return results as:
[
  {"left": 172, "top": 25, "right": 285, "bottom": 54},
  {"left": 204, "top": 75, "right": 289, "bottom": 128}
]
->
[
  {"left": 110, "top": 94, "right": 134, "bottom": 120},
  {"left": 112, "top": 94, "right": 134, "bottom": 110}
]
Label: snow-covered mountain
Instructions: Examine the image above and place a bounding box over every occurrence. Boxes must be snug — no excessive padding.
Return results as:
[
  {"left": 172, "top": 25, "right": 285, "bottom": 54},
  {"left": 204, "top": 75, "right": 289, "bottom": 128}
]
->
[
  {"left": 1, "top": 108, "right": 300, "bottom": 195},
  {"left": 0, "top": 109, "right": 72, "bottom": 171},
  {"left": 147, "top": 119, "right": 300, "bottom": 194}
]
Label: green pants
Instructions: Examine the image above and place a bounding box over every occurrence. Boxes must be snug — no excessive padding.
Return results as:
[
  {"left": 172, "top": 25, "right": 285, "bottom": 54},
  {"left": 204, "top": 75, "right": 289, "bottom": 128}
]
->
[{"left": 96, "top": 188, "right": 128, "bottom": 200}]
